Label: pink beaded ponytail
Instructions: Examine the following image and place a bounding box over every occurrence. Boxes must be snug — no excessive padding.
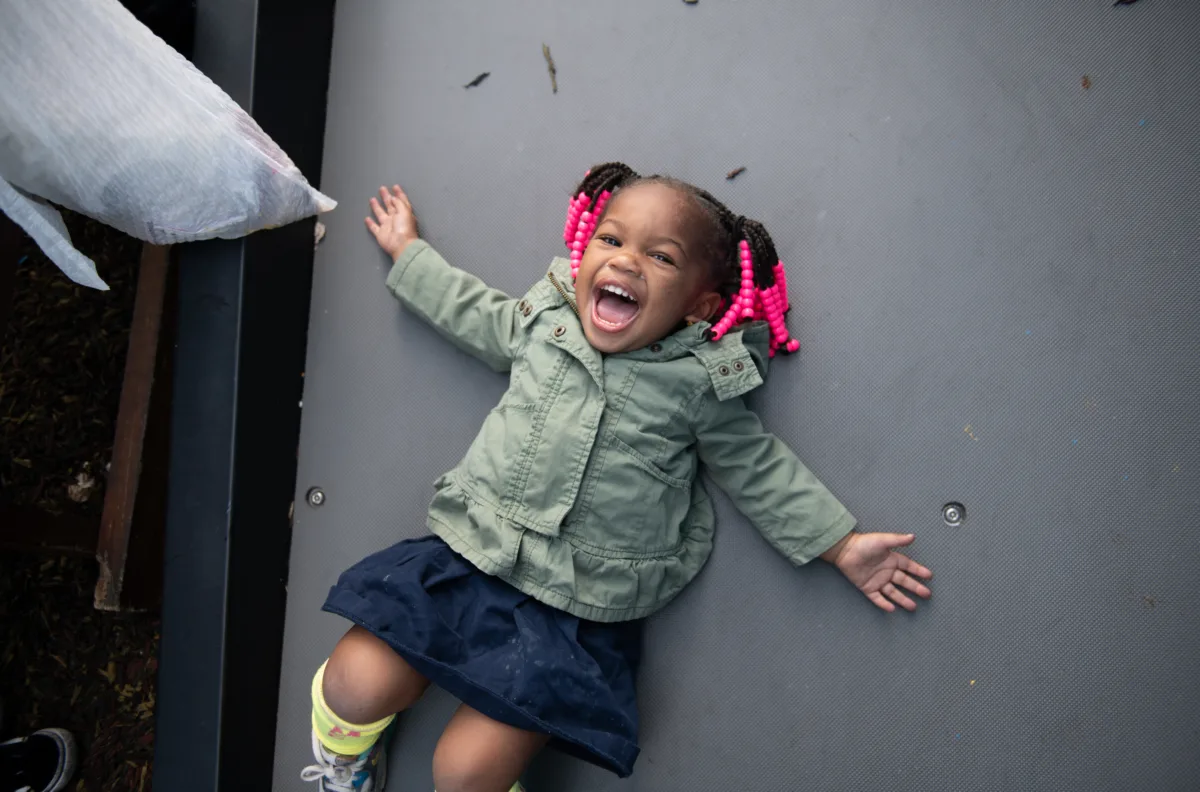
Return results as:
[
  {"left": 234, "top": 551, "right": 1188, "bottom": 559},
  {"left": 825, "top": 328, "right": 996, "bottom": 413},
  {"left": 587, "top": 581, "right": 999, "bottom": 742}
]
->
[
  {"left": 707, "top": 218, "right": 800, "bottom": 357},
  {"left": 562, "top": 163, "right": 635, "bottom": 280},
  {"left": 563, "top": 163, "right": 800, "bottom": 357}
]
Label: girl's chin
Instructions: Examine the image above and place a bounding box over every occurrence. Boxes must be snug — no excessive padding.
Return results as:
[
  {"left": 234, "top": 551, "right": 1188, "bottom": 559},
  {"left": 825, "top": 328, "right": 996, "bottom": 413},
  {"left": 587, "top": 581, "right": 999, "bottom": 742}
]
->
[{"left": 583, "top": 320, "right": 640, "bottom": 353}]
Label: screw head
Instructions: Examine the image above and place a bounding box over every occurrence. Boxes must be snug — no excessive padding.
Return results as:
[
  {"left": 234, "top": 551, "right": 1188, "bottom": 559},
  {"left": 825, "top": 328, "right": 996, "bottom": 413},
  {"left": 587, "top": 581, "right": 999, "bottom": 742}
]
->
[
  {"left": 942, "top": 502, "right": 965, "bottom": 526},
  {"left": 307, "top": 487, "right": 326, "bottom": 508}
]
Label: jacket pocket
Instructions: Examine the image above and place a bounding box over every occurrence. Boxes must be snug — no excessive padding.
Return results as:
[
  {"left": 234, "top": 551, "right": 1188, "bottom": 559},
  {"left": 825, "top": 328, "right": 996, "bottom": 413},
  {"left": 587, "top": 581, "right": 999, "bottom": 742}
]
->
[{"left": 608, "top": 436, "right": 690, "bottom": 489}]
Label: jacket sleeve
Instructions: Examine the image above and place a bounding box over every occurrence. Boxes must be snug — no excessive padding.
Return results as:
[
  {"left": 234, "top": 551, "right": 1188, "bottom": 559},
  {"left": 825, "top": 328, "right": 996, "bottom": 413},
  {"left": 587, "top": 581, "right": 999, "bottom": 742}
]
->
[
  {"left": 694, "top": 394, "right": 857, "bottom": 565},
  {"left": 385, "top": 240, "right": 521, "bottom": 372}
]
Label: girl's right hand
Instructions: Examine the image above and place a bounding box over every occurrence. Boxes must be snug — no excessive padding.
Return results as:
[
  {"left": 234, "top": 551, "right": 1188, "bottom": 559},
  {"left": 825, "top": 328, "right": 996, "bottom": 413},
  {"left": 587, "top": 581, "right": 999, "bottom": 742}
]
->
[{"left": 366, "top": 185, "right": 420, "bottom": 260}]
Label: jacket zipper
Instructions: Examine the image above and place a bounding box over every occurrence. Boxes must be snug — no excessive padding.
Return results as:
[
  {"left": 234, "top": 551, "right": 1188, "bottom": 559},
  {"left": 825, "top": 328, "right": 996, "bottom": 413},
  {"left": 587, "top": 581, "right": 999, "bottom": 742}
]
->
[{"left": 547, "top": 272, "right": 579, "bottom": 317}]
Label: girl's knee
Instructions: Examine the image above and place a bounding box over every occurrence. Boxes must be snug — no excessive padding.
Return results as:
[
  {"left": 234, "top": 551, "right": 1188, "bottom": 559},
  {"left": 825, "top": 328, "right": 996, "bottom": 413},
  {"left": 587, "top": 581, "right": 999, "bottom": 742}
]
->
[
  {"left": 432, "top": 711, "right": 544, "bottom": 792},
  {"left": 323, "top": 626, "right": 425, "bottom": 723},
  {"left": 431, "top": 742, "right": 498, "bottom": 792}
]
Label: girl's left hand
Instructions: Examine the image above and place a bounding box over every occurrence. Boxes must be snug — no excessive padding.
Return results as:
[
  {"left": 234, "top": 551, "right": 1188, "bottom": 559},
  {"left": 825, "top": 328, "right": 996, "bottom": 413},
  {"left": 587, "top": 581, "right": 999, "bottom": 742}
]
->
[
  {"left": 824, "top": 532, "right": 933, "bottom": 612},
  {"left": 366, "top": 185, "right": 420, "bottom": 261}
]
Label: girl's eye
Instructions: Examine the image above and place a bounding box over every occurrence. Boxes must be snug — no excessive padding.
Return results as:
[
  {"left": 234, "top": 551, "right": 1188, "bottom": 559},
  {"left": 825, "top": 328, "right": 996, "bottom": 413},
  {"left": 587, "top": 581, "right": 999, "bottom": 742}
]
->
[
  {"left": 597, "top": 235, "right": 619, "bottom": 246},
  {"left": 651, "top": 253, "right": 676, "bottom": 266}
]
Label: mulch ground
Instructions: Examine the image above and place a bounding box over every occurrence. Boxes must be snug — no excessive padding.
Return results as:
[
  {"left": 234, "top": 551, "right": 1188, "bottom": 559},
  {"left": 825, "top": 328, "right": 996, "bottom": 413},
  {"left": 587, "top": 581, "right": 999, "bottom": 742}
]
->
[
  {"left": 1, "top": 212, "right": 158, "bottom": 792},
  {"left": 1, "top": 212, "right": 141, "bottom": 517},
  {"left": 0, "top": 554, "right": 158, "bottom": 792}
]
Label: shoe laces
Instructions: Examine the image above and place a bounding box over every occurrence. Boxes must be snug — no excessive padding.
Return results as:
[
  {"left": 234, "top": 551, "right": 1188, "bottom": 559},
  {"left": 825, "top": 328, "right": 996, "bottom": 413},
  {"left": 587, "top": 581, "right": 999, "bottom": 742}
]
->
[{"left": 300, "top": 731, "right": 371, "bottom": 791}]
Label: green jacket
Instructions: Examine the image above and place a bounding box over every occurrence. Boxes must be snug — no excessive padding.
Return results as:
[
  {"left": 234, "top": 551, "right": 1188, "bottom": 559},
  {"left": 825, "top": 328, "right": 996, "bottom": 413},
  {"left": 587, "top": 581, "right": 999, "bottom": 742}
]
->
[{"left": 388, "top": 240, "right": 856, "bottom": 622}]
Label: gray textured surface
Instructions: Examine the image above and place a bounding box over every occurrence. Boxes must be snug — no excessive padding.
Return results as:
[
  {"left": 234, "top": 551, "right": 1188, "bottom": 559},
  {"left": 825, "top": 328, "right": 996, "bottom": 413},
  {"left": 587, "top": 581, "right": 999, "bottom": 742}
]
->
[{"left": 273, "top": 1, "right": 1200, "bottom": 790}]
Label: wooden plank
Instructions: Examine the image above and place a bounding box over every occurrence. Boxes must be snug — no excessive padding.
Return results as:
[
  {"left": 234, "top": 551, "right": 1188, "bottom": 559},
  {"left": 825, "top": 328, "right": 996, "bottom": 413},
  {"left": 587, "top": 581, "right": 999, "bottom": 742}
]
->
[
  {"left": 94, "top": 244, "right": 170, "bottom": 611},
  {"left": 0, "top": 505, "right": 99, "bottom": 557},
  {"left": 118, "top": 255, "right": 178, "bottom": 611}
]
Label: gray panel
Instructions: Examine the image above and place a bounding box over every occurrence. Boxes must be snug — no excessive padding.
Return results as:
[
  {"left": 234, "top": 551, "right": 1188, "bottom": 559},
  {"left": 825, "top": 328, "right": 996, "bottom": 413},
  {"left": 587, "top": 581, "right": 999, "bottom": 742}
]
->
[{"left": 275, "top": 1, "right": 1200, "bottom": 790}]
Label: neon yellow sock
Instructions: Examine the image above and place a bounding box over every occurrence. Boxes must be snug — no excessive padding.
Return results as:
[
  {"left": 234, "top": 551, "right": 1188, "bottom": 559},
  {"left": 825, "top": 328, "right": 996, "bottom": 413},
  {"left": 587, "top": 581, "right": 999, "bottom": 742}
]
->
[{"left": 311, "top": 660, "right": 395, "bottom": 756}]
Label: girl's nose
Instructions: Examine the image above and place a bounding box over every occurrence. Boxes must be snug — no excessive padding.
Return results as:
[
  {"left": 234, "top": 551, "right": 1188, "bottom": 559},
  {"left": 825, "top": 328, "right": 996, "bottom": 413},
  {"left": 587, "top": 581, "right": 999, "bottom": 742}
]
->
[{"left": 609, "top": 254, "right": 642, "bottom": 278}]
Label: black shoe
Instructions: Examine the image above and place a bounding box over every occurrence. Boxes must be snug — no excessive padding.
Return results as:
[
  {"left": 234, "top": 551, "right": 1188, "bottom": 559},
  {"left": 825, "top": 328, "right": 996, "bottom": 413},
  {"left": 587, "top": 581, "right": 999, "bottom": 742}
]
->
[{"left": 0, "top": 729, "right": 77, "bottom": 792}]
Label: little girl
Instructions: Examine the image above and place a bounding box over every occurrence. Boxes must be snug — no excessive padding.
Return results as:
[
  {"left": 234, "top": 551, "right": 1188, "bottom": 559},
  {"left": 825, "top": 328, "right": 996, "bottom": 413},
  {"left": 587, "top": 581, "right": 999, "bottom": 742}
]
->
[{"left": 300, "top": 163, "right": 933, "bottom": 792}]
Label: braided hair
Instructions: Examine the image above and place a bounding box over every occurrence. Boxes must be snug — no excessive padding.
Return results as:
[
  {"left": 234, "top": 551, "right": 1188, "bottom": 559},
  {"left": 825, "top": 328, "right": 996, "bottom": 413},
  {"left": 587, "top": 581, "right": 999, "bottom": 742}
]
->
[{"left": 562, "top": 162, "right": 800, "bottom": 357}]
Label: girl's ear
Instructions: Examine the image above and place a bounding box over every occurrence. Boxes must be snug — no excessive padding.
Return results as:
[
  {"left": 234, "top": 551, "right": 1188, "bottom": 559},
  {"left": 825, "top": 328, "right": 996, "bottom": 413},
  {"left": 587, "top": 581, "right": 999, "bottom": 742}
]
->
[{"left": 684, "top": 290, "right": 724, "bottom": 326}]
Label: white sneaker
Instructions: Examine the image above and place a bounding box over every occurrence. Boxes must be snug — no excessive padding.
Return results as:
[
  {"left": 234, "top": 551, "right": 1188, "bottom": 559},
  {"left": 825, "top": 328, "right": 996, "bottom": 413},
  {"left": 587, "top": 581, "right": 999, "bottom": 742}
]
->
[{"left": 300, "top": 727, "right": 389, "bottom": 791}]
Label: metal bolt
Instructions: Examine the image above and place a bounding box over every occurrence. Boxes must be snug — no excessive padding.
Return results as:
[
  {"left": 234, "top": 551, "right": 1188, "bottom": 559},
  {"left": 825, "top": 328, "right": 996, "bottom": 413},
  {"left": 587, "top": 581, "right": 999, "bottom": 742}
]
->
[
  {"left": 307, "top": 487, "right": 326, "bottom": 508},
  {"left": 942, "top": 502, "right": 965, "bottom": 526}
]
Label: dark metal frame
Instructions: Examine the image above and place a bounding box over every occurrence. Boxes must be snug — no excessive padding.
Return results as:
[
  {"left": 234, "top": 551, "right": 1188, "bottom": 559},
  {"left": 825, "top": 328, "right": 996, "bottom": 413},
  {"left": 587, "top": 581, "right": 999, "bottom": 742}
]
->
[{"left": 152, "top": 1, "right": 335, "bottom": 789}]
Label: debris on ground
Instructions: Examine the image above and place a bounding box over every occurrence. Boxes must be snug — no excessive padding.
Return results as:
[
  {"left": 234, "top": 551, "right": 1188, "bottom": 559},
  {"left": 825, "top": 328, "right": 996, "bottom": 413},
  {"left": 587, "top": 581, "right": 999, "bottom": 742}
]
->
[
  {"left": 1081, "top": 75, "right": 1092, "bottom": 90},
  {"left": 726, "top": 166, "right": 747, "bottom": 180},
  {"left": 314, "top": 221, "right": 327, "bottom": 250},
  {"left": 66, "top": 469, "right": 97, "bottom": 504},
  {"left": 542, "top": 45, "right": 558, "bottom": 94},
  {"left": 463, "top": 72, "right": 490, "bottom": 89}
]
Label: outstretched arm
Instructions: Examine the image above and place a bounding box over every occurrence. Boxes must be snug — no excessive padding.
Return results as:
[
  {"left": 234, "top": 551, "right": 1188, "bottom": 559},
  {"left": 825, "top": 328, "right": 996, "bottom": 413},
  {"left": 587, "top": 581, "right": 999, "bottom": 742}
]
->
[
  {"left": 366, "top": 185, "right": 521, "bottom": 372},
  {"left": 695, "top": 395, "right": 933, "bottom": 613},
  {"left": 695, "top": 395, "right": 856, "bottom": 566}
]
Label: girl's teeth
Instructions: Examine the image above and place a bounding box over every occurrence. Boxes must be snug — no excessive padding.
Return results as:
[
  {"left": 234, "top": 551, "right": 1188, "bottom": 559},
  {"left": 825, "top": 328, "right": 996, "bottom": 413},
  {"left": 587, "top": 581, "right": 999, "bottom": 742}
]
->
[{"left": 602, "top": 285, "right": 635, "bottom": 301}]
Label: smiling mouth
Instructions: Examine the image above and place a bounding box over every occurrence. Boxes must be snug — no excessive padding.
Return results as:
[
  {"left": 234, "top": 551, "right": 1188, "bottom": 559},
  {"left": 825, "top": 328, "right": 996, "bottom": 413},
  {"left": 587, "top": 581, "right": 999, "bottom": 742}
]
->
[{"left": 591, "top": 282, "right": 641, "bottom": 333}]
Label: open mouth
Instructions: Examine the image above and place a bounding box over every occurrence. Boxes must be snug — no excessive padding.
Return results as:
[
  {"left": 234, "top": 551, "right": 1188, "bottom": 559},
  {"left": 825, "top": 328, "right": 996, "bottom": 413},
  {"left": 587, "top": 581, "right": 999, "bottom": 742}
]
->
[{"left": 590, "top": 281, "right": 641, "bottom": 333}]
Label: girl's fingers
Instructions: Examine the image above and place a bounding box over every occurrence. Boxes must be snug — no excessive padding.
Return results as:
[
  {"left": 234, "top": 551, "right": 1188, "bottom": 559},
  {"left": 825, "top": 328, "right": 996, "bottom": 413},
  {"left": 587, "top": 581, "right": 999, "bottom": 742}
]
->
[
  {"left": 392, "top": 185, "right": 410, "bottom": 207},
  {"left": 370, "top": 197, "right": 389, "bottom": 224},
  {"left": 365, "top": 216, "right": 380, "bottom": 234},
  {"left": 899, "top": 555, "right": 933, "bottom": 580},
  {"left": 882, "top": 583, "right": 917, "bottom": 612},
  {"left": 867, "top": 591, "right": 896, "bottom": 613},
  {"left": 380, "top": 186, "right": 396, "bottom": 211},
  {"left": 893, "top": 570, "right": 931, "bottom": 599}
]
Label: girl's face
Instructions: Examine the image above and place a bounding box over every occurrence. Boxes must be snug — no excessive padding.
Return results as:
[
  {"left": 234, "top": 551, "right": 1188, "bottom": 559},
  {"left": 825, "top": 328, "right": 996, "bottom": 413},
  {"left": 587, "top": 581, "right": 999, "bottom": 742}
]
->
[{"left": 575, "top": 183, "right": 724, "bottom": 355}]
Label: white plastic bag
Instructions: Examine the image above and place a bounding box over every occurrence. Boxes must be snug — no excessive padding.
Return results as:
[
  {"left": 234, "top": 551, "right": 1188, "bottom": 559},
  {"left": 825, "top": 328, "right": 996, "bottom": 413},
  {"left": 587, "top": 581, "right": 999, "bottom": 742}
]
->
[{"left": 0, "top": 0, "right": 336, "bottom": 289}]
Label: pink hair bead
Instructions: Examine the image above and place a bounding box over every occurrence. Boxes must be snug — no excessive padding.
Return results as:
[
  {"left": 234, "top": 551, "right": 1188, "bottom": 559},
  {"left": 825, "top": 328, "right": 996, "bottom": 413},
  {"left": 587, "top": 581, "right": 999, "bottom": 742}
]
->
[
  {"left": 786, "top": 340, "right": 800, "bottom": 353},
  {"left": 581, "top": 211, "right": 592, "bottom": 222}
]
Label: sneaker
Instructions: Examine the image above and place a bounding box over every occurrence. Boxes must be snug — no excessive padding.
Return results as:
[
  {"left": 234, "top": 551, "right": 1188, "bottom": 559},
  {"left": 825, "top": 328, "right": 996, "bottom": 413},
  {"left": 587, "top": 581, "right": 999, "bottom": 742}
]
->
[
  {"left": 0, "top": 728, "right": 77, "bottom": 792},
  {"left": 300, "top": 726, "right": 390, "bottom": 791}
]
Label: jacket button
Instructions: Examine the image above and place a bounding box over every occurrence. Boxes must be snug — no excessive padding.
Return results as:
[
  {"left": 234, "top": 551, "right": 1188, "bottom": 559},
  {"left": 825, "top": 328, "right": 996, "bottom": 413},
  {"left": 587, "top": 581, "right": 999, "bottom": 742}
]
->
[
  {"left": 718, "top": 365, "right": 731, "bottom": 376},
  {"left": 650, "top": 343, "right": 662, "bottom": 353},
  {"left": 522, "top": 304, "right": 532, "bottom": 317},
  {"left": 553, "top": 325, "right": 567, "bottom": 337},
  {"left": 733, "top": 361, "right": 744, "bottom": 372}
]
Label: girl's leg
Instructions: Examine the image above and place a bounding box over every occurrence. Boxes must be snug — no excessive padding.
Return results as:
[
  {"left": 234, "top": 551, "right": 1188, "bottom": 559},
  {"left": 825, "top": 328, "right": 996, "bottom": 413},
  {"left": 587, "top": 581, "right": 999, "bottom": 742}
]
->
[
  {"left": 431, "top": 704, "right": 549, "bottom": 792},
  {"left": 323, "top": 625, "right": 430, "bottom": 724}
]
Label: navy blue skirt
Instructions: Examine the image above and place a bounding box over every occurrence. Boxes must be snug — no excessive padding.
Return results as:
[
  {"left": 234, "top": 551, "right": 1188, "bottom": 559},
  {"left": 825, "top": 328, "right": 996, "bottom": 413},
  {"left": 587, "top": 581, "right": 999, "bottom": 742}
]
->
[{"left": 323, "top": 536, "right": 642, "bottom": 777}]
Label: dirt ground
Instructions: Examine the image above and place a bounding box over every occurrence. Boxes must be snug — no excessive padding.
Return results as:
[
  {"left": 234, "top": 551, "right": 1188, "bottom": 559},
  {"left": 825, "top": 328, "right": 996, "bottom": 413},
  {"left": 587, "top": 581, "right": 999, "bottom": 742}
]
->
[
  {"left": 1, "top": 214, "right": 158, "bottom": 792},
  {"left": 0, "top": 554, "right": 158, "bottom": 792}
]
